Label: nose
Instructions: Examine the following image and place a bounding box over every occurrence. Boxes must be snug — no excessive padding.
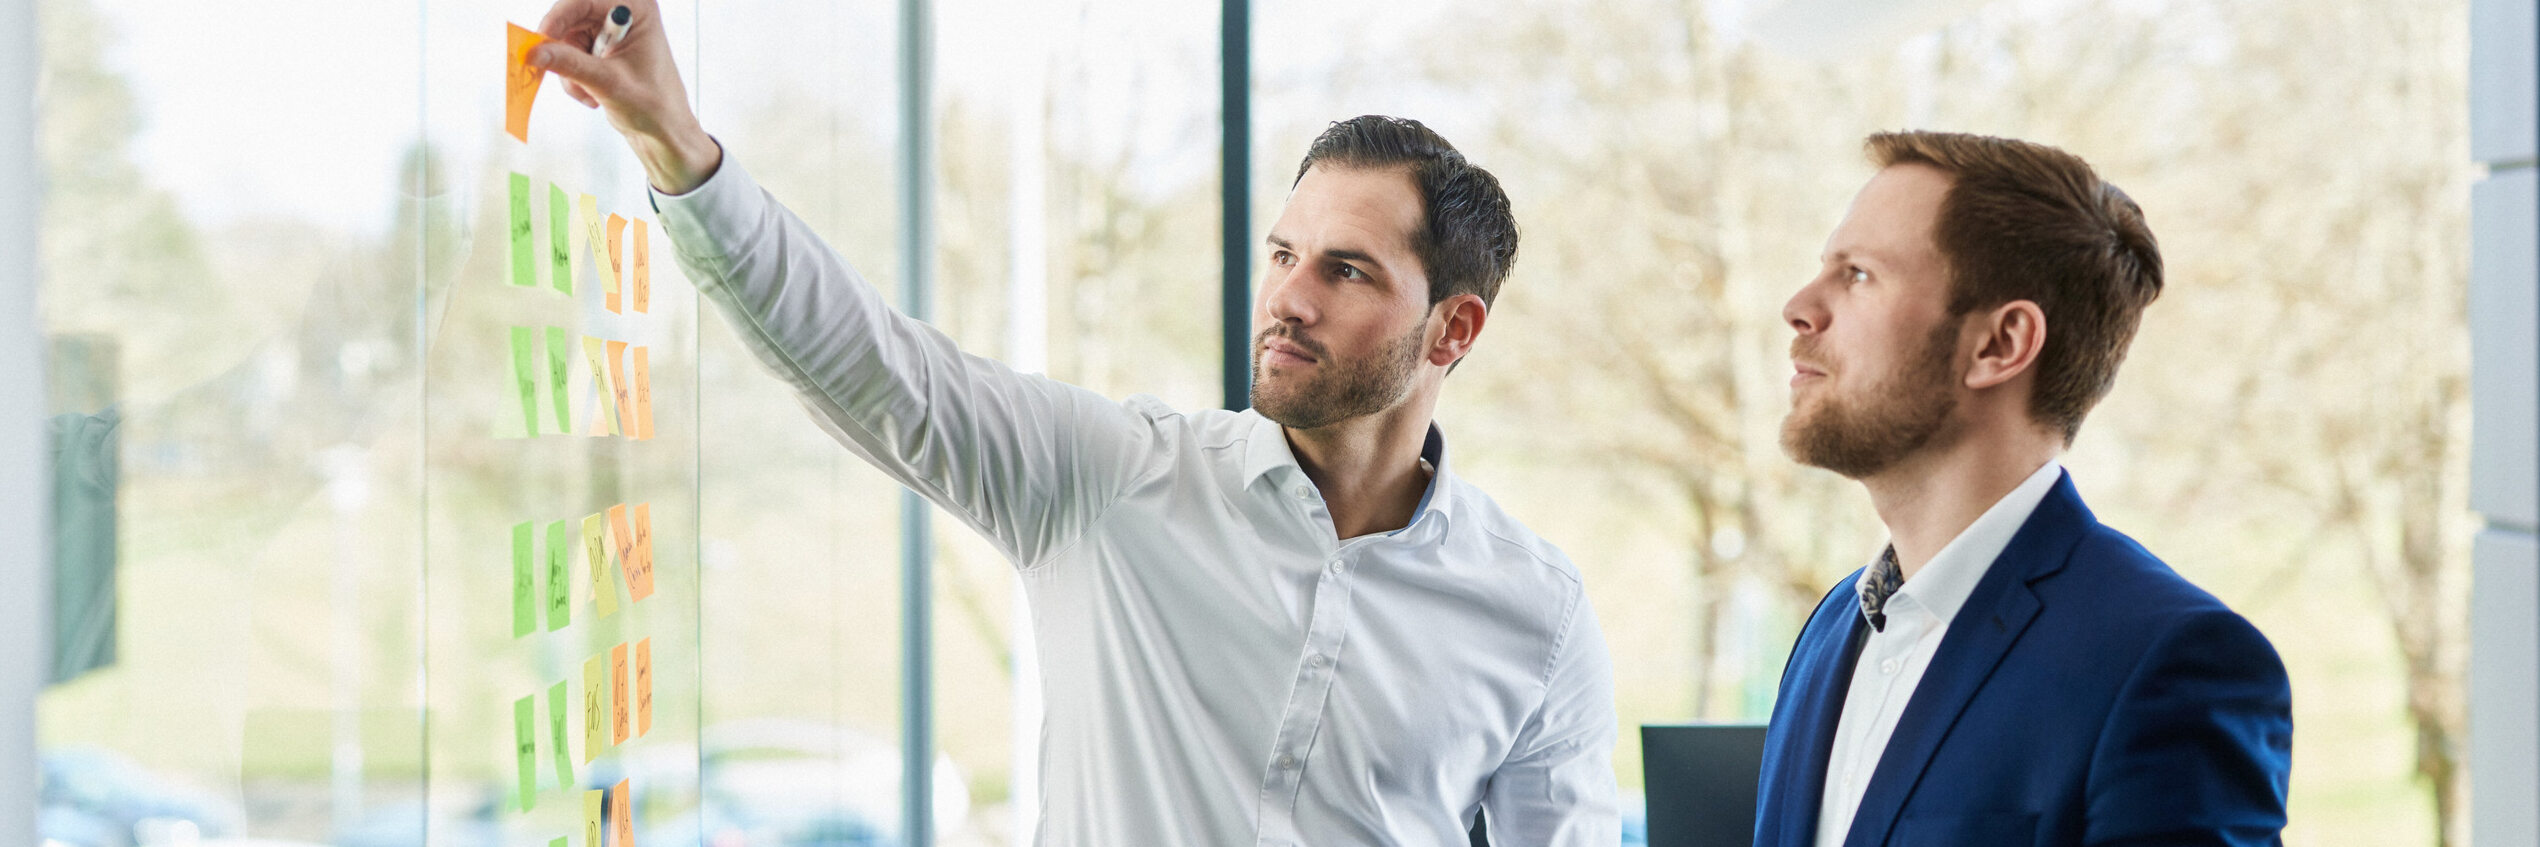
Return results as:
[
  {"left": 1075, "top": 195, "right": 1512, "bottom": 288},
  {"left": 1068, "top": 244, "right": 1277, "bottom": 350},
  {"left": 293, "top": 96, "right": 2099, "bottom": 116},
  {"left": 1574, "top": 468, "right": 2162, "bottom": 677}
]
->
[
  {"left": 1784, "top": 277, "right": 1826, "bottom": 336},
  {"left": 1261, "top": 259, "right": 1314, "bottom": 328}
]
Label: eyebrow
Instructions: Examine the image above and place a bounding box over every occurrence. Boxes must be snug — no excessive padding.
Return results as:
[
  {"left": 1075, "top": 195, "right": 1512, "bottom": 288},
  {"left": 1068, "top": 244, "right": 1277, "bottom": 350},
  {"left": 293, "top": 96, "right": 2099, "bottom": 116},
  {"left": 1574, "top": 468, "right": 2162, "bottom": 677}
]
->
[{"left": 1267, "top": 235, "right": 1387, "bottom": 272}]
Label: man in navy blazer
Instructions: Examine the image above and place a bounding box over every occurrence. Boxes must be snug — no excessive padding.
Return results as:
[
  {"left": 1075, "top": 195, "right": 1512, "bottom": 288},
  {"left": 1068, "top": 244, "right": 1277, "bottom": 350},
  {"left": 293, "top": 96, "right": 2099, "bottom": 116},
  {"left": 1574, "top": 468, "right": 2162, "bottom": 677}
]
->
[{"left": 1753, "top": 131, "right": 2293, "bottom": 847}]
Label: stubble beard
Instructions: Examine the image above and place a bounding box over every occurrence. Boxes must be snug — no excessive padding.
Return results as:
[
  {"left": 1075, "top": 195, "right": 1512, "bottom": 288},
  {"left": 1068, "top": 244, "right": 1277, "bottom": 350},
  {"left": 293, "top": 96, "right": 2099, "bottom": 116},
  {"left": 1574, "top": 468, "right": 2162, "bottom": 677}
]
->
[
  {"left": 1781, "top": 320, "right": 1963, "bottom": 479},
  {"left": 1251, "top": 318, "right": 1430, "bottom": 431}
]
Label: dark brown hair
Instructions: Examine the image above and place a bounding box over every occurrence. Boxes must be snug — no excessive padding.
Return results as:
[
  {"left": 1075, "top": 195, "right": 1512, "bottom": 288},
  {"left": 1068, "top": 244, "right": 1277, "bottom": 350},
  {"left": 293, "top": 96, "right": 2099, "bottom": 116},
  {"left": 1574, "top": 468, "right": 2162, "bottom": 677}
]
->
[
  {"left": 1295, "top": 116, "right": 1519, "bottom": 309},
  {"left": 1866, "top": 130, "right": 2164, "bottom": 443}
]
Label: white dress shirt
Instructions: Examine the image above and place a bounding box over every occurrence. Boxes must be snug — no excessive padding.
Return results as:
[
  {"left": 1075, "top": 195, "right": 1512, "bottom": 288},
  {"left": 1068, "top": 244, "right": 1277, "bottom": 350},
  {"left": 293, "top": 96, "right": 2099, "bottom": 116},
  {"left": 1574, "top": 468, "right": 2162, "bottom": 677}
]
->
[
  {"left": 652, "top": 153, "right": 1619, "bottom": 847},
  {"left": 1812, "top": 459, "right": 2064, "bottom": 847}
]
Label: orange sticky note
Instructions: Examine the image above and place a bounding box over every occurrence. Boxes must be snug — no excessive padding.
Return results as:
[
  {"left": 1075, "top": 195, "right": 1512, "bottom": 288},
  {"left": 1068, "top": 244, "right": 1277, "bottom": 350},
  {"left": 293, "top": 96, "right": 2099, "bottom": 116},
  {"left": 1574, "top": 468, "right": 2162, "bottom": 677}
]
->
[
  {"left": 635, "top": 637, "right": 652, "bottom": 736},
  {"left": 631, "top": 346, "right": 654, "bottom": 441},
  {"left": 611, "top": 642, "right": 631, "bottom": 745},
  {"left": 504, "top": 24, "right": 550, "bottom": 143},
  {"left": 611, "top": 778, "right": 634, "bottom": 847},
  {"left": 607, "top": 340, "right": 635, "bottom": 436},
  {"left": 631, "top": 218, "right": 651, "bottom": 313},
  {"left": 629, "top": 502, "right": 654, "bottom": 602},
  {"left": 604, "top": 214, "right": 628, "bottom": 313}
]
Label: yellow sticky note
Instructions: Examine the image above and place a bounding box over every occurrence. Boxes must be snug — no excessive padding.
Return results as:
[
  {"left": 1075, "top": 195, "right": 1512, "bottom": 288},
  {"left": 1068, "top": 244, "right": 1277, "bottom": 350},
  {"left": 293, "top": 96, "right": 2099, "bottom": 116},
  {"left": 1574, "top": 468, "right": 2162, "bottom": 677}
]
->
[
  {"left": 581, "top": 653, "right": 606, "bottom": 763},
  {"left": 612, "top": 778, "right": 635, "bottom": 847},
  {"left": 582, "top": 788, "right": 603, "bottom": 847},
  {"left": 607, "top": 340, "right": 634, "bottom": 437},
  {"left": 635, "top": 637, "right": 652, "bottom": 737},
  {"left": 604, "top": 214, "right": 627, "bottom": 313},
  {"left": 582, "top": 336, "right": 620, "bottom": 437},
  {"left": 628, "top": 503, "right": 654, "bottom": 602},
  {"left": 583, "top": 513, "right": 616, "bottom": 619},
  {"left": 611, "top": 642, "right": 630, "bottom": 745},
  {"left": 631, "top": 346, "right": 654, "bottom": 442},
  {"left": 631, "top": 218, "right": 650, "bottom": 313},
  {"left": 578, "top": 194, "right": 605, "bottom": 299},
  {"left": 607, "top": 504, "right": 635, "bottom": 601},
  {"left": 504, "top": 24, "right": 549, "bottom": 144}
]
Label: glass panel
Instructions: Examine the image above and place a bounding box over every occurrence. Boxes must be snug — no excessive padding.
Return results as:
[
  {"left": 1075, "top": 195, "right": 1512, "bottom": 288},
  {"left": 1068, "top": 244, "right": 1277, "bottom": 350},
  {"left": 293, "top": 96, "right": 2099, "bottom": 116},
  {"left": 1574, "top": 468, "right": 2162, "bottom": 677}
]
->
[
  {"left": 34, "top": 0, "right": 429, "bottom": 844},
  {"left": 690, "top": 1, "right": 918, "bottom": 845},
  {"left": 418, "top": 2, "right": 703, "bottom": 847}
]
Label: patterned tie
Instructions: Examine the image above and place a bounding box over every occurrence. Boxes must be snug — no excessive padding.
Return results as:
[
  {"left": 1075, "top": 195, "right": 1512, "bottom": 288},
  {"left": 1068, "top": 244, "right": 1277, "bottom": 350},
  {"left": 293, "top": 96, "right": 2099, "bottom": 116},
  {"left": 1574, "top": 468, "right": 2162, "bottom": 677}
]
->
[{"left": 1860, "top": 546, "right": 1903, "bottom": 632}]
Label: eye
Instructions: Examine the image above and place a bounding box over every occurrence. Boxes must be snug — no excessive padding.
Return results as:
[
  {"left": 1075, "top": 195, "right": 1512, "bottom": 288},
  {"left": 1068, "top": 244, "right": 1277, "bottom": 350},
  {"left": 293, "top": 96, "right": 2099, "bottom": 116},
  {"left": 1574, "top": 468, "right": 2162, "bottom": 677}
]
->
[
  {"left": 1336, "top": 264, "right": 1365, "bottom": 281},
  {"left": 1846, "top": 266, "right": 1870, "bottom": 285},
  {"left": 1271, "top": 250, "right": 1295, "bottom": 267}
]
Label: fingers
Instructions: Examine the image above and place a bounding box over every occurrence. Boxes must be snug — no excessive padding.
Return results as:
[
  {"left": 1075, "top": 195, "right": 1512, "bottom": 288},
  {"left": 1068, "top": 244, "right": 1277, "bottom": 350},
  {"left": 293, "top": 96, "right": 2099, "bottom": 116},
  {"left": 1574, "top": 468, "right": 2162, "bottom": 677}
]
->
[
  {"left": 531, "top": 39, "right": 612, "bottom": 94},
  {"left": 562, "top": 79, "right": 599, "bottom": 109}
]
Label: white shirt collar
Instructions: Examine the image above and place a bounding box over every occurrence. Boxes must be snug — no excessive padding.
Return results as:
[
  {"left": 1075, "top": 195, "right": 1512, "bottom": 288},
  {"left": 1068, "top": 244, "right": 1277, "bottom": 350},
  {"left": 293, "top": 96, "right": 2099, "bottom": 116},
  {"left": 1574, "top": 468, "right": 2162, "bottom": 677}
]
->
[
  {"left": 1858, "top": 458, "right": 2066, "bottom": 627},
  {"left": 1238, "top": 410, "right": 1456, "bottom": 537}
]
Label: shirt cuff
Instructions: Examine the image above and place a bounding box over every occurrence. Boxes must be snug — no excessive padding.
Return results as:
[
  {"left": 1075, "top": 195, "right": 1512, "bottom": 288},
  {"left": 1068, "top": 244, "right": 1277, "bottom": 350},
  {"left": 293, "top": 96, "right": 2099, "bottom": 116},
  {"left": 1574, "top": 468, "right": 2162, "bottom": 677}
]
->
[{"left": 647, "top": 137, "right": 760, "bottom": 270}]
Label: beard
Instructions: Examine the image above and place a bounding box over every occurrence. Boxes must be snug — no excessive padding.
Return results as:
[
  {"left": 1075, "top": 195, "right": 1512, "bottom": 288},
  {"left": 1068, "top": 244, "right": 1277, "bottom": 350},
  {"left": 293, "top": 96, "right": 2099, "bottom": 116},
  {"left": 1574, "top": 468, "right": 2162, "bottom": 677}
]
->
[
  {"left": 1780, "top": 319, "right": 1963, "bottom": 479},
  {"left": 1250, "top": 318, "right": 1429, "bottom": 431}
]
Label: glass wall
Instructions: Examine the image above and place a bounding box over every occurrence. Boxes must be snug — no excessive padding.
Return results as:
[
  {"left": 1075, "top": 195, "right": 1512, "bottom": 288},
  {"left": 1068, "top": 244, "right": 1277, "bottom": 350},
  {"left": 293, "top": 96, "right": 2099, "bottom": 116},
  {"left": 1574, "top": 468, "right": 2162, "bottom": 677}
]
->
[{"left": 29, "top": 0, "right": 2475, "bottom": 845}]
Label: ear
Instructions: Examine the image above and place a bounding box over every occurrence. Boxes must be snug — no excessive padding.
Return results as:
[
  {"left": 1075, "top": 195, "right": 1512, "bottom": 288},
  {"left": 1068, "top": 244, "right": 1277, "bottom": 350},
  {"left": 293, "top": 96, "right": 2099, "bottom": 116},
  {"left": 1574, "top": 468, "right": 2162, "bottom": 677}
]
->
[
  {"left": 1965, "top": 300, "right": 2045, "bottom": 391},
  {"left": 1427, "top": 293, "right": 1488, "bottom": 368}
]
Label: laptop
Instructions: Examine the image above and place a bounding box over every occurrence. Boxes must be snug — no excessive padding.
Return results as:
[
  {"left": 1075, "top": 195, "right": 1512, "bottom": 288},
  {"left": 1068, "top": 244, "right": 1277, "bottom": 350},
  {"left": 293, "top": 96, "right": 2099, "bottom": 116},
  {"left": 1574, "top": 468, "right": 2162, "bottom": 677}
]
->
[{"left": 1641, "top": 723, "right": 1770, "bottom": 847}]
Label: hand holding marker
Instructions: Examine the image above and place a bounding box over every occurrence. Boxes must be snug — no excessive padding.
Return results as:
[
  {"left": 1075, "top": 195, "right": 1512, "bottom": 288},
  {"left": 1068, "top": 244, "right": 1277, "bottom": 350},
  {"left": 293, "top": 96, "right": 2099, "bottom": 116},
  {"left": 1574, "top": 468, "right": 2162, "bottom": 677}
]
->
[{"left": 591, "top": 6, "right": 631, "bottom": 58}]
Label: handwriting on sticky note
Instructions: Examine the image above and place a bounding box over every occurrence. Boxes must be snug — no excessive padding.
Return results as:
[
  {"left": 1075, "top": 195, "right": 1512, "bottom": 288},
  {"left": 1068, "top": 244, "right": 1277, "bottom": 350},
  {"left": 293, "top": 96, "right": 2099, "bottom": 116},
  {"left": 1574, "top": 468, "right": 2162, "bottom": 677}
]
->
[
  {"left": 582, "top": 336, "right": 620, "bottom": 437},
  {"left": 548, "top": 183, "right": 574, "bottom": 296},
  {"left": 632, "top": 218, "right": 650, "bottom": 313},
  {"left": 512, "top": 521, "right": 536, "bottom": 638},
  {"left": 605, "top": 214, "right": 627, "bottom": 313},
  {"left": 583, "top": 513, "right": 616, "bottom": 618},
  {"left": 514, "top": 693, "right": 538, "bottom": 811},
  {"left": 582, "top": 653, "right": 606, "bottom": 763},
  {"left": 547, "top": 679, "right": 573, "bottom": 788},
  {"left": 607, "top": 340, "right": 634, "bottom": 438},
  {"left": 628, "top": 503, "right": 654, "bottom": 602},
  {"left": 612, "top": 778, "right": 635, "bottom": 847},
  {"left": 611, "top": 642, "right": 630, "bottom": 745},
  {"left": 631, "top": 347, "right": 654, "bottom": 442},
  {"left": 545, "top": 326, "right": 573, "bottom": 436},
  {"left": 510, "top": 327, "right": 539, "bottom": 436},
  {"left": 578, "top": 194, "right": 604, "bottom": 298},
  {"left": 544, "top": 519, "right": 571, "bottom": 631},
  {"left": 583, "top": 788, "right": 603, "bottom": 847},
  {"left": 635, "top": 637, "right": 652, "bottom": 736},
  {"left": 505, "top": 25, "right": 549, "bottom": 143},
  {"left": 607, "top": 504, "right": 634, "bottom": 598},
  {"left": 509, "top": 173, "right": 536, "bottom": 287}
]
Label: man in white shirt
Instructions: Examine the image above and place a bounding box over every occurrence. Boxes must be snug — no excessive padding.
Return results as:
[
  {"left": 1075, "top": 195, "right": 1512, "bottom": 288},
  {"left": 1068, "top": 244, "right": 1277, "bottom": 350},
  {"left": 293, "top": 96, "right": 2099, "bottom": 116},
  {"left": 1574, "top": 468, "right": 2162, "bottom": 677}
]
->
[
  {"left": 1751, "top": 132, "right": 2292, "bottom": 846},
  {"left": 528, "top": 3, "right": 1619, "bottom": 844}
]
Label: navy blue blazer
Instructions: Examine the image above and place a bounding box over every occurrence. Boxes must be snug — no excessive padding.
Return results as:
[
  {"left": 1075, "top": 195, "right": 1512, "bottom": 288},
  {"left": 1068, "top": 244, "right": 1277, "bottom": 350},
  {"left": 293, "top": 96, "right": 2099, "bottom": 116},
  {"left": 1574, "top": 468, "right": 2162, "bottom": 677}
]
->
[{"left": 1753, "top": 472, "right": 2292, "bottom": 847}]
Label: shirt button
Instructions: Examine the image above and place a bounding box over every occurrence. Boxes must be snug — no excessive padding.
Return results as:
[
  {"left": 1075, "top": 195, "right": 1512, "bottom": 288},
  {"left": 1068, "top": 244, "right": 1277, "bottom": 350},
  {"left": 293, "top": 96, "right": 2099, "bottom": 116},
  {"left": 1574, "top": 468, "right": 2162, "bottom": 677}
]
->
[
  {"left": 1275, "top": 753, "right": 1297, "bottom": 770},
  {"left": 1326, "top": 559, "right": 1344, "bottom": 574},
  {"left": 1292, "top": 485, "right": 1314, "bottom": 501},
  {"left": 1880, "top": 659, "right": 1899, "bottom": 674},
  {"left": 1307, "top": 653, "right": 1330, "bottom": 669}
]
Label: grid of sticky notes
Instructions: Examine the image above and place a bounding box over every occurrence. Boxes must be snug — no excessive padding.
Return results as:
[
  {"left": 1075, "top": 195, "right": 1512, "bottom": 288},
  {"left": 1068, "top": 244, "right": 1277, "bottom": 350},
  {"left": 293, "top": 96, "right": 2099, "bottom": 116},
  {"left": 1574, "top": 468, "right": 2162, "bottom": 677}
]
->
[
  {"left": 506, "top": 509, "right": 657, "bottom": 835},
  {"left": 504, "top": 21, "right": 664, "bottom": 845},
  {"left": 502, "top": 173, "right": 655, "bottom": 440}
]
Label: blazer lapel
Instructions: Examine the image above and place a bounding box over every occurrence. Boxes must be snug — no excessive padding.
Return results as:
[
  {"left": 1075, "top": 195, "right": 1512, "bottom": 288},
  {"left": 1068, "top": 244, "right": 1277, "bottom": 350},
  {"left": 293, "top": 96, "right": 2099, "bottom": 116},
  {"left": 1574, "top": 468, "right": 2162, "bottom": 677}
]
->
[
  {"left": 1757, "top": 577, "right": 1872, "bottom": 847},
  {"left": 1842, "top": 473, "right": 2094, "bottom": 847}
]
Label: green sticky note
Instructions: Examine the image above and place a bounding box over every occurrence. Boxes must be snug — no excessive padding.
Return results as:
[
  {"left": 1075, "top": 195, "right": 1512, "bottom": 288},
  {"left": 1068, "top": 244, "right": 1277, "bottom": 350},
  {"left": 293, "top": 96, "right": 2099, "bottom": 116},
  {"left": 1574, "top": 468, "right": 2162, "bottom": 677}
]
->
[
  {"left": 545, "top": 326, "right": 574, "bottom": 435},
  {"left": 548, "top": 183, "right": 574, "bottom": 295},
  {"left": 515, "top": 693, "right": 538, "bottom": 811},
  {"left": 509, "top": 172, "right": 535, "bottom": 287},
  {"left": 545, "top": 519, "right": 571, "bottom": 631},
  {"left": 548, "top": 679, "right": 574, "bottom": 789},
  {"left": 511, "top": 327, "right": 539, "bottom": 437},
  {"left": 550, "top": 838, "right": 567, "bottom": 847},
  {"left": 512, "top": 521, "right": 536, "bottom": 638}
]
